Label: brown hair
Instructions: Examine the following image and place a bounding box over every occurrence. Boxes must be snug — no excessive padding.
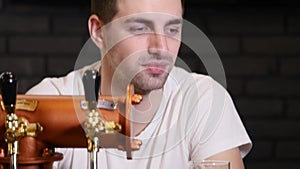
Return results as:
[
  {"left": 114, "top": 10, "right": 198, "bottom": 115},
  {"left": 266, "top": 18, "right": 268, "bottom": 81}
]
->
[{"left": 91, "top": 0, "right": 185, "bottom": 24}]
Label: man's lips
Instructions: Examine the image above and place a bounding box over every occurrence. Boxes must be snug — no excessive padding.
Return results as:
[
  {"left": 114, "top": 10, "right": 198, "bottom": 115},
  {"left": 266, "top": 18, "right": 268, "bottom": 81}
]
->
[
  {"left": 142, "top": 62, "right": 168, "bottom": 75},
  {"left": 145, "top": 66, "right": 165, "bottom": 75}
]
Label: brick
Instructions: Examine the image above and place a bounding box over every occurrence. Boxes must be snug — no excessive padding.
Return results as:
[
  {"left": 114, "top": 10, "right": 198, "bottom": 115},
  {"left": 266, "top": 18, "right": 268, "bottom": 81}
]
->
[
  {"left": 188, "top": 0, "right": 237, "bottom": 3},
  {"left": 210, "top": 37, "right": 239, "bottom": 55},
  {"left": 183, "top": 35, "right": 239, "bottom": 57},
  {"left": 288, "top": 16, "right": 300, "bottom": 33},
  {"left": 246, "top": 78, "right": 300, "bottom": 96},
  {"left": 0, "top": 0, "right": 3, "bottom": 10},
  {"left": 183, "top": 9, "right": 207, "bottom": 34},
  {"left": 245, "top": 120, "right": 300, "bottom": 139},
  {"left": 276, "top": 141, "right": 300, "bottom": 159},
  {"left": 243, "top": 36, "right": 300, "bottom": 55},
  {"left": 281, "top": 57, "right": 300, "bottom": 75},
  {"left": 47, "top": 56, "right": 76, "bottom": 76},
  {"left": 178, "top": 43, "right": 207, "bottom": 74},
  {"left": 0, "top": 15, "right": 49, "bottom": 33},
  {"left": 74, "top": 38, "right": 101, "bottom": 70},
  {"left": 287, "top": 99, "right": 300, "bottom": 117},
  {"left": 223, "top": 57, "right": 276, "bottom": 76},
  {"left": 7, "top": 5, "right": 86, "bottom": 15},
  {"left": 246, "top": 141, "right": 273, "bottom": 160},
  {"left": 207, "top": 13, "right": 283, "bottom": 34},
  {"left": 226, "top": 78, "right": 243, "bottom": 96},
  {"left": 10, "top": 36, "right": 83, "bottom": 54},
  {"left": 177, "top": 55, "right": 206, "bottom": 74},
  {"left": 178, "top": 52, "right": 229, "bottom": 87},
  {"left": 53, "top": 16, "right": 88, "bottom": 34},
  {"left": 187, "top": 56, "right": 227, "bottom": 87},
  {"left": 181, "top": 31, "right": 224, "bottom": 59},
  {"left": 18, "top": 76, "right": 46, "bottom": 94},
  {"left": 0, "top": 37, "right": 5, "bottom": 53},
  {"left": 0, "top": 56, "right": 44, "bottom": 76},
  {"left": 236, "top": 98, "right": 283, "bottom": 117}
]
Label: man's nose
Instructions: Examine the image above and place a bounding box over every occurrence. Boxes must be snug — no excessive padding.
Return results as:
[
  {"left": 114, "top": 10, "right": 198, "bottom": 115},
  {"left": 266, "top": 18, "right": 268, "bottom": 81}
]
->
[{"left": 147, "top": 33, "right": 168, "bottom": 55}]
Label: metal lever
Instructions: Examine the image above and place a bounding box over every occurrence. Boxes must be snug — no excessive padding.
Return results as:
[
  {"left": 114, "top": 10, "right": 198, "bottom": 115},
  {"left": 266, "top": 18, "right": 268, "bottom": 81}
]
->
[
  {"left": 82, "top": 69, "right": 100, "bottom": 104},
  {"left": 0, "top": 72, "right": 17, "bottom": 115}
]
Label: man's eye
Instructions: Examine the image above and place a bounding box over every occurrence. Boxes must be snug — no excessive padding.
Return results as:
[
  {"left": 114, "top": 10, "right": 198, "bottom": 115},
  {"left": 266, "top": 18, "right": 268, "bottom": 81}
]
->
[
  {"left": 165, "top": 26, "right": 181, "bottom": 37},
  {"left": 129, "top": 25, "right": 151, "bottom": 35}
]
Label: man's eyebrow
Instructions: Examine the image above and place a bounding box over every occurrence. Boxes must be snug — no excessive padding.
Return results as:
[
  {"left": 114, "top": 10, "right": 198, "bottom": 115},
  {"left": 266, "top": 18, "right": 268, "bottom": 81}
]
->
[
  {"left": 166, "top": 19, "right": 182, "bottom": 26},
  {"left": 124, "top": 17, "right": 182, "bottom": 26},
  {"left": 124, "top": 18, "right": 153, "bottom": 25}
]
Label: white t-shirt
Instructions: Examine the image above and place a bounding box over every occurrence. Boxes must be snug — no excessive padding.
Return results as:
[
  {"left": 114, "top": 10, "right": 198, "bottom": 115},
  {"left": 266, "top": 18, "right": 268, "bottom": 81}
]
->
[{"left": 27, "top": 62, "right": 252, "bottom": 169}]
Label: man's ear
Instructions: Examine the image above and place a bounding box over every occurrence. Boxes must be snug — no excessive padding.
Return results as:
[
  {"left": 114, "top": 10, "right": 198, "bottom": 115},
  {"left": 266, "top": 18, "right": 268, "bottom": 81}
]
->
[{"left": 88, "top": 14, "right": 104, "bottom": 49}]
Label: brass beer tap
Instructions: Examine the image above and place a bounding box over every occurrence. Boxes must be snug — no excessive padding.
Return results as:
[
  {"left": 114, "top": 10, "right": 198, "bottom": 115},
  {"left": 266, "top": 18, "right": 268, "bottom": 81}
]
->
[
  {"left": 82, "top": 70, "right": 143, "bottom": 169},
  {"left": 82, "top": 70, "right": 103, "bottom": 169},
  {"left": 0, "top": 72, "right": 43, "bottom": 169}
]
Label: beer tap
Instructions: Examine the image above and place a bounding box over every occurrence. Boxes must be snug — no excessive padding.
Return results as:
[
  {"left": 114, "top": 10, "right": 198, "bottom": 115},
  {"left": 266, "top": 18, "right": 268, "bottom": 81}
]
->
[
  {"left": 82, "top": 70, "right": 144, "bottom": 168},
  {"left": 1, "top": 72, "right": 18, "bottom": 169},
  {"left": 0, "top": 72, "right": 43, "bottom": 169},
  {"left": 82, "top": 70, "right": 103, "bottom": 169}
]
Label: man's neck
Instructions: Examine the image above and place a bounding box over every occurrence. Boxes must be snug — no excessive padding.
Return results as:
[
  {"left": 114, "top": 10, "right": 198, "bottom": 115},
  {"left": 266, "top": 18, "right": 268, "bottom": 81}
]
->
[{"left": 131, "top": 89, "right": 163, "bottom": 136}]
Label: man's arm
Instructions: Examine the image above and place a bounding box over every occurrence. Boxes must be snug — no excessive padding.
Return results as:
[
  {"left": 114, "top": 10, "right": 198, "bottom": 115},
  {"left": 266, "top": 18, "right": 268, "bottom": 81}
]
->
[{"left": 206, "top": 147, "right": 245, "bottom": 169}]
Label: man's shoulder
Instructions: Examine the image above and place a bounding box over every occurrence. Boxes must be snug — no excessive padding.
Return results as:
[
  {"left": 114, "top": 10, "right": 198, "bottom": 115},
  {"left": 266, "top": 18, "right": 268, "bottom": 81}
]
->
[
  {"left": 26, "top": 70, "right": 79, "bottom": 95},
  {"left": 26, "top": 61, "right": 101, "bottom": 95}
]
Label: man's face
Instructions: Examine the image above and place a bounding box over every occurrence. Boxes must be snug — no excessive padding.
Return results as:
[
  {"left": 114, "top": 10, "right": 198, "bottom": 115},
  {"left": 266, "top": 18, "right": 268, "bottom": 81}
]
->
[{"left": 101, "top": 0, "right": 183, "bottom": 94}]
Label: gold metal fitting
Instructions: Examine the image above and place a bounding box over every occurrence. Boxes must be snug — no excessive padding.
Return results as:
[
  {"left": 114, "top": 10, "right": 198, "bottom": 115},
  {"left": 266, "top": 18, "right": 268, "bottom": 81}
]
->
[
  {"left": 131, "top": 94, "right": 143, "bottom": 104},
  {"left": 18, "top": 118, "right": 43, "bottom": 137},
  {"left": 104, "top": 121, "right": 122, "bottom": 134}
]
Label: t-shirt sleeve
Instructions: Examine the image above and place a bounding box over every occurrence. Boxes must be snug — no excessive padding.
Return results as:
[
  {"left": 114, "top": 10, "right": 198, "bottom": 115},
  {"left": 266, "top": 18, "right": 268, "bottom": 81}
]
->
[
  {"left": 189, "top": 78, "right": 252, "bottom": 161},
  {"left": 26, "top": 78, "right": 62, "bottom": 95},
  {"left": 25, "top": 70, "right": 82, "bottom": 95}
]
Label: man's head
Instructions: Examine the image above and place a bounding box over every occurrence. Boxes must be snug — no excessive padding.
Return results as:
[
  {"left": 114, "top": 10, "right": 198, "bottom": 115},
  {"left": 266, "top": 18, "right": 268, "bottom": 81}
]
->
[{"left": 89, "top": 0, "right": 183, "bottom": 95}]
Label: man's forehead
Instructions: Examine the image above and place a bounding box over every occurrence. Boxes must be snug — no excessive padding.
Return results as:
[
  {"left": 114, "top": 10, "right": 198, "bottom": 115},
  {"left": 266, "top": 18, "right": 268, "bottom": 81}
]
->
[{"left": 115, "top": 0, "right": 183, "bottom": 19}]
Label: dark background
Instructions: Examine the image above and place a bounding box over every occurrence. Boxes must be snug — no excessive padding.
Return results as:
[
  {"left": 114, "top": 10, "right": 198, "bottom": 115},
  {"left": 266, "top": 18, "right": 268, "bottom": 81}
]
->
[{"left": 1, "top": 0, "right": 300, "bottom": 168}]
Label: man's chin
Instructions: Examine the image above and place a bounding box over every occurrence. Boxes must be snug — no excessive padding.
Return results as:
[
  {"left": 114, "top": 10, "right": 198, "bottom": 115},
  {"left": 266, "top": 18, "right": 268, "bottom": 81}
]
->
[
  {"left": 131, "top": 71, "right": 170, "bottom": 94},
  {"left": 134, "top": 86, "right": 162, "bottom": 95},
  {"left": 133, "top": 79, "right": 166, "bottom": 95}
]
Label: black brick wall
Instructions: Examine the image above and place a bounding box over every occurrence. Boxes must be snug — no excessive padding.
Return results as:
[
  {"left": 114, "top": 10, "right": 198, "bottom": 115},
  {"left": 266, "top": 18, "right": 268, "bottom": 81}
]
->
[{"left": 1, "top": 0, "right": 300, "bottom": 168}]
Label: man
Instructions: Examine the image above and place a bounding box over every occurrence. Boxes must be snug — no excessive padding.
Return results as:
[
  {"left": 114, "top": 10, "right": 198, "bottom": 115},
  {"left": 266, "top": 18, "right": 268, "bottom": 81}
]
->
[{"left": 27, "top": 0, "right": 252, "bottom": 168}]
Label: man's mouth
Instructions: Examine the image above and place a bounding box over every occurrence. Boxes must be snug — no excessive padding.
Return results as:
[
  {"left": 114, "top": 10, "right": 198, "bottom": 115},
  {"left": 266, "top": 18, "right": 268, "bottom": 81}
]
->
[
  {"left": 145, "top": 66, "right": 165, "bottom": 75},
  {"left": 142, "top": 62, "right": 168, "bottom": 75}
]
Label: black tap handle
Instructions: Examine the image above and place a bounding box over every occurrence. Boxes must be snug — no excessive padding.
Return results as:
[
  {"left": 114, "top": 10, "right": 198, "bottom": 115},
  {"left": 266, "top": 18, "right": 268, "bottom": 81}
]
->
[
  {"left": 0, "top": 72, "right": 17, "bottom": 114},
  {"left": 82, "top": 70, "right": 100, "bottom": 103}
]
